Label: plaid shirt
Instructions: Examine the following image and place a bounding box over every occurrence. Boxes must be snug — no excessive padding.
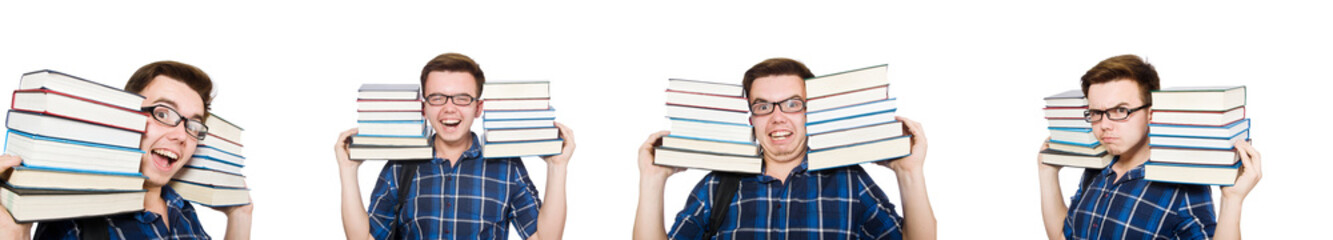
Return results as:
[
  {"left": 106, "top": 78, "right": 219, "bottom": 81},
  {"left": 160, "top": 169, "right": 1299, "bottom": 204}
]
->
[
  {"left": 1064, "top": 158, "right": 1217, "bottom": 240},
  {"left": 668, "top": 158, "right": 904, "bottom": 239},
  {"left": 34, "top": 185, "right": 212, "bottom": 240},
  {"left": 368, "top": 133, "right": 542, "bottom": 240}
]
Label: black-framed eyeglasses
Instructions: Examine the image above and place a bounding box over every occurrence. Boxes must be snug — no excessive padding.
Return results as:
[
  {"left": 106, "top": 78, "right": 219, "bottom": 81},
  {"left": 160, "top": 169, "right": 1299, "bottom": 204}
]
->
[
  {"left": 423, "top": 93, "right": 476, "bottom": 106},
  {"left": 1084, "top": 104, "right": 1151, "bottom": 122},
  {"left": 140, "top": 105, "right": 208, "bottom": 141},
  {"left": 750, "top": 98, "right": 806, "bottom": 116}
]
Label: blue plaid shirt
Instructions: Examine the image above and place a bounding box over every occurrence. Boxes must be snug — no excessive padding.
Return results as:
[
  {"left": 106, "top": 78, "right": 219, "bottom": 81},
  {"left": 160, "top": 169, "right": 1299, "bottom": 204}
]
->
[
  {"left": 368, "top": 132, "right": 542, "bottom": 240},
  {"left": 668, "top": 158, "right": 904, "bottom": 239},
  {"left": 34, "top": 185, "right": 211, "bottom": 240},
  {"left": 1064, "top": 158, "right": 1217, "bottom": 240}
]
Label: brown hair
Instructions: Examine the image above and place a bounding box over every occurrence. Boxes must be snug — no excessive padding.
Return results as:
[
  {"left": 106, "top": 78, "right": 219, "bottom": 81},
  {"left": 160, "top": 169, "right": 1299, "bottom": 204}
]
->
[
  {"left": 124, "top": 61, "right": 213, "bottom": 118},
  {"left": 420, "top": 53, "right": 486, "bottom": 96},
  {"left": 1080, "top": 54, "right": 1160, "bottom": 105},
  {"left": 742, "top": 58, "right": 815, "bottom": 98}
]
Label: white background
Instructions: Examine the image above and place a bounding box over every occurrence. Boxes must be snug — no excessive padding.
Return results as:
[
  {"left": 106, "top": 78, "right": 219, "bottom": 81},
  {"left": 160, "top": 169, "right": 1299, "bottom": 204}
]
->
[{"left": 1, "top": 1, "right": 1329, "bottom": 238}]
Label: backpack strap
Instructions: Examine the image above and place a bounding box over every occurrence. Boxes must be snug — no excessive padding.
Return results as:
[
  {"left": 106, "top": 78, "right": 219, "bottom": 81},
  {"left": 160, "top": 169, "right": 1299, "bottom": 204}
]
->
[
  {"left": 77, "top": 217, "right": 109, "bottom": 240},
  {"left": 389, "top": 161, "right": 421, "bottom": 240},
  {"left": 703, "top": 172, "right": 741, "bottom": 238}
]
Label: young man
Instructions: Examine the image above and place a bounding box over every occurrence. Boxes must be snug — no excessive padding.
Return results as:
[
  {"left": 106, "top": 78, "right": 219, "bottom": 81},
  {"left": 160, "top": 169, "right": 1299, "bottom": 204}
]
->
[
  {"left": 634, "top": 58, "right": 937, "bottom": 239},
  {"left": 0, "top": 61, "right": 254, "bottom": 239},
  {"left": 1038, "top": 55, "right": 1262, "bottom": 239},
  {"left": 335, "top": 53, "right": 573, "bottom": 240}
]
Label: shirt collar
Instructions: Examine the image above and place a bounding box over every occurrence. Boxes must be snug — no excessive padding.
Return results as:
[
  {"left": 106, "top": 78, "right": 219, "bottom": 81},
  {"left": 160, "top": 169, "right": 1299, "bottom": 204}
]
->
[
  {"left": 754, "top": 156, "right": 811, "bottom": 183},
  {"left": 136, "top": 185, "right": 187, "bottom": 223},
  {"left": 429, "top": 132, "right": 483, "bottom": 164},
  {"left": 1097, "top": 156, "right": 1146, "bottom": 182}
]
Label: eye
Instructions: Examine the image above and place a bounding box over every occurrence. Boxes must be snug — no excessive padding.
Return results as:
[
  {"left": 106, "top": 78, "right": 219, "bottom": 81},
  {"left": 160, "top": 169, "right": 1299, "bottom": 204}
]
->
[{"left": 1113, "top": 108, "right": 1130, "bottom": 114}]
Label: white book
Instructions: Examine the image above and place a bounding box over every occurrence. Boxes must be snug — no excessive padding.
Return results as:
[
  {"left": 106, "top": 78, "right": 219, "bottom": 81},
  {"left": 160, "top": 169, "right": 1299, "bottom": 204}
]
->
[
  {"left": 660, "top": 135, "right": 758, "bottom": 157},
  {"left": 484, "top": 127, "right": 559, "bottom": 142},
  {"left": 1047, "top": 141, "right": 1106, "bottom": 156},
  {"left": 1144, "top": 162, "right": 1240, "bottom": 186},
  {"left": 483, "top": 119, "right": 554, "bottom": 129},
  {"left": 805, "top": 65, "right": 889, "bottom": 99},
  {"left": 808, "top": 121, "right": 903, "bottom": 150},
  {"left": 19, "top": 70, "right": 145, "bottom": 111},
  {"left": 4, "top": 166, "right": 145, "bottom": 192},
  {"left": 805, "top": 85, "right": 888, "bottom": 112},
  {"left": 350, "top": 135, "right": 430, "bottom": 147},
  {"left": 1049, "top": 128, "right": 1097, "bottom": 145},
  {"left": 12, "top": 89, "right": 148, "bottom": 132},
  {"left": 358, "top": 84, "right": 420, "bottom": 100},
  {"left": 1150, "top": 107, "right": 1245, "bottom": 127},
  {"left": 667, "top": 79, "right": 743, "bottom": 97},
  {"left": 1040, "top": 149, "right": 1112, "bottom": 169},
  {"left": 653, "top": 146, "right": 760, "bottom": 174},
  {"left": 1149, "top": 119, "right": 1249, "bottom": 139},
  {"left": 808, "top": 134, "right": 911, "bottom": 171},
  {"left": 481, "top": 98, "right": 550, "bottom": 111},
  {"left": 356, "top": 121, "right": 427, "bottom": 137},
  {"left": 204, "top": 113, "right": 243, "bottom": 143},
  {"left": 358, "top": 111, "right": 425, "bottom": 121},
  {"left": 1149, "top": 130, "right": 1248, "bottom": 150},
  {"left": 1150, "top": 86, "right": 1246, "bottom": 111},
  {"left": 1047, "top": 118, "right": 1091, "bottom": 129},
  {"left": 356, "top": 100, "right": 421, "bottom": 112},
  {"left": 668, "top": 119, "right": 753, "bottom": 144},
  {"left": 6, "top": 110, "right": 142, "bottom": 149},
  {"left": 481, "top": 81, "right": 550, "bottom": 100},
  {"left": 200, "top": 133, "right": 245, "bottom": 157},
  {"left": 482, "top": 138, "right": 563, "bottom": 158},
  {"left": 665, "top": 105, "right": 749, "bottom": 125},
  {"left": 174, "top": 167, "right": 247, "bottom": 189},
  {"left": 665, "top": 91, "right": 749, "bottom": 112},
  {"left": 1043, "top": 89, "right": 1087, "bottom": 107},
  {"left": 1, "top": 187, "right": 145, "bottom": 222},
  {"left": 807, "top": 98, "right": 897, "bottom": 125},
  {"left": 4, "top": 131, "right": 144, "bottom": 174},
  {"left": 170, "top": 181, "right": 251, "bottom": 207},
  {"left": 348, "top": 145, "right": 433, "bottom": 160},
  {"left": 1149, "top": 147, "right": 1238, "bottom": 166},
  {"left": 806, "top": 110, "right": 897, "bottom": 135},
  {"left": 194, "top": 145, "right": 246, "bottom": 166},
  {"left": 186, "top": 156, "right": 244, "bottom": 175},
  {"left": 483, "top": 108, "right": 556, "bottom": 120}
]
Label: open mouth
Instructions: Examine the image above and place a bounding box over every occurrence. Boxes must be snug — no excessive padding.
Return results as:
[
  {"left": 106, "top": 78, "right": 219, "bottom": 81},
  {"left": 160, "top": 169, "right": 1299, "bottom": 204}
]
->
[
  {"left": 441, "top": 119, "right": 462, "bottom": 127},
  {"left": 769, "top": 130, "right": 793, "bottom": 140},
  {"left": 151, "top": 148, "right": 180, "bottom": 171}
]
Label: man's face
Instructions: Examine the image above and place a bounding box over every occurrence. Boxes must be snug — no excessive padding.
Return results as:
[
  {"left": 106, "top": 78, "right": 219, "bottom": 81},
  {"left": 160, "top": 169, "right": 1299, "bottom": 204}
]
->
[
  {"left": 422, "top": 71, "right": 481, "bottom": 144},
  {"left": 138, "top": 76, "right": 204, "bottom": 187},
  {"left": 1086, "top": 79, "right": 1151, "bottom": 156},
  {"left": 749, "top": 75, "right": 808, "bottom": 162}
]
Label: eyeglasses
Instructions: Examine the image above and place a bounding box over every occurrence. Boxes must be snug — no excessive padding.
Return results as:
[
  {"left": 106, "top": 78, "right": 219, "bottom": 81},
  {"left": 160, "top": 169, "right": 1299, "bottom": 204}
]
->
[
  {"left": 140, "top": 105, "right": 208, "bottom": 140},
  {"left": 750, "top": 98, "right": 806, "bottom": 116},
  {"left": 1084, "top": 104, "right": 1151, "bottom": 122},
  {"left": 423, "top": 94, "right": 476, "bottom": 106}
]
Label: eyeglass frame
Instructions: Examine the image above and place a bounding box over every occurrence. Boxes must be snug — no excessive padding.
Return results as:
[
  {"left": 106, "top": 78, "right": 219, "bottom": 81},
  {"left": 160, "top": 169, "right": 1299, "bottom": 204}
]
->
[
  {"left": 749, "top": 97, "right": 806, "bottom": 116},
  {"left": 139, "top": 105, "right": 209, "bottom": 141},
  {"left": 1084, "top": 104, "right": 1152, "bottom": 122},
  {"left": 423, "top": 93, "right": 477, "bottom": 106}
]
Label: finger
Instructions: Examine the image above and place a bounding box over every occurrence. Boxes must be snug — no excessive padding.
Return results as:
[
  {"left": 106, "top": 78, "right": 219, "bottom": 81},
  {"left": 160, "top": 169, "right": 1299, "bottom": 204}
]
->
[
  {"left": 642, "top": 131, "right": 670, "bottom": 150},
  {"left": 0, "top": 154, "right": 21, "bottom": 169}
]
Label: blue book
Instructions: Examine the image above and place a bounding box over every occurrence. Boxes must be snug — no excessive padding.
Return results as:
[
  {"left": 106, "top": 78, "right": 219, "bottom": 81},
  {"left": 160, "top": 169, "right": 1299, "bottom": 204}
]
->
[
  {"left": 1149, "top": 129, "right": 1249, "bottom": 150},
  {"left": 808, "top": 134, "right": 912, "bottom": 171},
  {"left": 1144, "top": 161, "right": 1242, "bottom": 186},
  {"left": 1149, "top": 118, "right": 1250, "bottom": 139},
  {"left": 356, "top": 120, "right": 428, "bottom": 137},
  {"left": 4, "top": 165, "right": 145, "bottom": 192},
  {"left": 482, "top": 138, "right": 563, "bottom": 159},
  {"left": 169, "top": 180, "right": 251, "bottom": 208},
  {"left": 4, "top": 130, "right": 143, "bottom": 174}
]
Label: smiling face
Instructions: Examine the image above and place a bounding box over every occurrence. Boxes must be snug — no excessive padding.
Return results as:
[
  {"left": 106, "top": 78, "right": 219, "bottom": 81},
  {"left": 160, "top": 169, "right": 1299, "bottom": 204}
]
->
[
  {"left": 137, "top": 76, "right": 206, "bottom": 187},
  {"left": 422, "top": 71, "right": 482, "bottom": 144},
  {"left": 1086, "top": 78, "right": 1151, "bottom": 156},
  {"left": 749, "top": 74, "right": 808, "bottom": 163}
]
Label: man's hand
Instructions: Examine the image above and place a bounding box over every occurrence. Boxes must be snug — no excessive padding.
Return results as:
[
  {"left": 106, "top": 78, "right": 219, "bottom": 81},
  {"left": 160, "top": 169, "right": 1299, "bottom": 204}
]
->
[
  {"left": 0, "top": 155, "right": 33, "bottom": 239},
  {"left": 335, "top": 128, "right": 363, "bottom": 171},
  {"left": 877, "top": 116, "right": 927, "bottom": 173},
  {"left": 1222, "top": 140, "right": 1262, "bottom": 200},
  {"left": 541, "top": 122, "right": 576, "bottom": 166},
  {"left": 638, "top": 131, "right": 683, "bottom": 181}
]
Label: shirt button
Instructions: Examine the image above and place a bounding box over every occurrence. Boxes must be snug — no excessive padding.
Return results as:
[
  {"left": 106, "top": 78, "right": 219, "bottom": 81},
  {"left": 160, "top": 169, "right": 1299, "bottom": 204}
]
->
[{"left": 775, "top": 203, "right": 782, "bottom": 209}]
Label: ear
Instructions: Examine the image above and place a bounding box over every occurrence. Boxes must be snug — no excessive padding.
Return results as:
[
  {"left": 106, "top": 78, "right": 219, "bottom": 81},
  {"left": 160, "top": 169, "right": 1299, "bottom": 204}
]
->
[{"left": 474, "top": 100, "right": 485, "bottom": 116}]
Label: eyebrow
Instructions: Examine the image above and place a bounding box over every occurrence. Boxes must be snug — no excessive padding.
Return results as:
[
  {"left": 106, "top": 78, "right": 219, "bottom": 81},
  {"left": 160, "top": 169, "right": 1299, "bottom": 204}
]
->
[
  {"left": 1089, "top": 102, "right": 1132, "bottom": 110},
  {"left": 752, "top": 95, "right": 803, "bottom": 103}
]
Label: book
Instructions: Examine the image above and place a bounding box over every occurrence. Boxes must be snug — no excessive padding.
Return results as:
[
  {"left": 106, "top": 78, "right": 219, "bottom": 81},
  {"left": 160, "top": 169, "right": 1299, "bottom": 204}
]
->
[
  {"left": 1149, "top": 130, "right": 1249, "bottom": 150},
  {"left": 1150, "top": 107, "right": 1244, "bottom": 126},
  {"left": 808, "top": 120, "right": 903, "bottom": 150},
  {"left": 1, "top": 166, "right": 145, "bottom": 191},
  {"left": 356, "top": 100, "right": 421, "bottom": 112},
  {"left": 356, "top": 120, "right": 428, "bottom": 137},
  {"left": 808, "top": 134, "right": 911, "bottom": 171},
  {"left": 804, "top": 65, "right": 889, "bottom": 99},
  {"left": 664, "top": 90, "right": 748, "bottom": 112},
  {"left": 204, "top": 113, "right": 243, "bottom": 143},
  {"left": 1144, "top": 161, "right": 1241, "bottom": 186},
  {"left": 806, "top": 98, "right": 897, "bottom": 125},
  {"left": 348, "top": 144, "right": 433, "bottom": 160},
  {"left": 1043, "top": 89, "right": 1087, "bottom": 107},
  {"left": 194, "top": 145, "right": 246, "bottom": 166},
  {"left": 6, "top": 109, "right": 143, "bottom": 149},
  {"left": 482, "top": 119, "right": 554, "bottom": 129},
  {"left": 351, "top": 135, "right": 430, "bottom": 147},
  {"left": 667, "top": 118, "right": 753, "bottom": 144},
  {"left": 806, "top": 109, "right": 897, "bottom": 135},
  {"left": 18, "top": 70, "right": 145, "bottom": 111},
  {"left": 480, "top": 81, "right": 550, "bottom": 100},
  {"left": 484, "top": 127, "right": 558, "bottom": 142},
  {"left": 358, "top": 83, "right": 420, "bottom": 100},
  {"left": 1046, "top": 118, "right": 1091, "bottom": 129},
  {"left": 11, "top": 89, "right": 148, "bottom": 132},
  {"left": 667, "top": 79, "right": 743, "bottom": 97},
  {"left": 1, "top": 185, "right": 145, "bottom": 222},
  {"left": 805, "top": 85, "right": 889, "bottom": 112},
  {"left": 1149, "top": 147, "right": 1238, "bottom": 166},
  {"left": 357, "top": 111, "right": 425, "bottom": 121},
  {"left": 660, "top": 135, "right": 758, "bottom": 157},
  {"left": 481, "top": 98, "right": 550, "bottom": 111},
  {"left": 1039, "top": 149, "right": 1112, "bottom": 169},
  {"left": 169, "top": 180, "right": 250, "bottom": 207},
  {"left": 1043, "top": 107, "right": 1086, "bottom": 119},
  {"left": 1149, "top": 119, "right": 1250, "bottom": 139},
  {"left": 186, "top": 155, "right": 244, "bottom": 175},
  {"left": 173, "top": 167, "right": 247, "bottom": 189},
  {"left": 481, "top": 138, "right": 563, "bottom": 159},
  {"left": 200, "top": 131, "right": 245, "bottom": 157},
  {"left": 1150, "top": 86, "right": 1246, "bottom": 111},
  {"left": 1049, "top": 127, "right": 1098, "bottom": 146},
  {"left": 653, "top": 146, "right": 761, "bottom": 174},
  {"left": 1047, "top": 140, "right": 1106, "bottom": 156},
  {"left": 482, "top": 108, "right": 556, "bottom": 121},
  {"left": 4, "top": 130, "right": 144, "bottom": 174},
  {"left": 665, "top": 104, "right": 748, "bottom": 125}
]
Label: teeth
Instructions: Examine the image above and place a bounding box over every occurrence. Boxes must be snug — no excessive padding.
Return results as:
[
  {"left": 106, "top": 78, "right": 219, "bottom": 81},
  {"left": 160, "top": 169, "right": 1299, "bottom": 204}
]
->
[
  {"left": 442, "top": 119, "right": 461, "bottom": 125},
  {"left": 770, "top": 131, "right": 792, "bottom": 137},
  {"left": 152, "top": 149, "right": 178, "bottom": 160}
]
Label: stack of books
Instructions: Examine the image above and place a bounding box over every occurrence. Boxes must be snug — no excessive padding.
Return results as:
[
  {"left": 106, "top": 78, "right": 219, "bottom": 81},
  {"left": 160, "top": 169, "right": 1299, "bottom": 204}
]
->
[
  {"left": 480, "top": 81, "right": 562, "bottom": 158},
  {"left": 171, "top": 113, "right": 250, "bottom": 207},
  {"left": 1, "top": 70, "right": 148, "bottom": 222},
  {"left": 349, "top": 84, "right": 432, "bottom": 160},
  {"left": 1039, "top": 89, "right": 1112, "bottom": 168},
  {"left": 653, "top": 79, "right": 760, "bottom": 173},
  {"left": 804, "top": 65, "right": 910, "bottom": 171},
  {"left": 1145, "top": 86, "right": 1249, "bottom": 185}
]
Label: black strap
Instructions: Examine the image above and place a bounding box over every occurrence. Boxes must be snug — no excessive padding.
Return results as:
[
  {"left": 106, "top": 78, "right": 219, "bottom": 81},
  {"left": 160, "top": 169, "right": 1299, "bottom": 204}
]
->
[
  {"left": 704, "top": 172, "right": 741, "bottom": 238},
  {"left": 77, "top": 217, "right": 109, "bottom": 240},
  {"left": 1078, "top": 168, "right": 1099, "bottom": 193},
  {"left": 389, "top": 161, "right": 421, "bottom": 240}
]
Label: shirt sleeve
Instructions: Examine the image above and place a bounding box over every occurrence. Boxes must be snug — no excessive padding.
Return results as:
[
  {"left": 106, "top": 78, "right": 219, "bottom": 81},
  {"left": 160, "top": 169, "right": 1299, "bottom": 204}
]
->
[
  {"left": 32, "top": 220, "right": 79, "bottom": 240},
  {"left": 505, "top": 159, "right": 542, "bottom": 240},
  {"left": 666, "top": 173, "right": 717, "bottom": 240},
  {"left": 1172, "top": 185, "right": 1217, "bottom": 240},
  {"left": 366, "top": 162, "right": 402, "bottom": 240},
  {"left": 851, "top": 167, "right": 905, "bottom": 240}
]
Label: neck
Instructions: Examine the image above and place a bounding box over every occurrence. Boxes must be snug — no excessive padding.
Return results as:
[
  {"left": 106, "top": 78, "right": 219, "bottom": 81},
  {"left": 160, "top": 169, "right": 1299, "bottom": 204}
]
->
[
  {"left": 434, "top": 133, "right": 472, "bottom": 165},
  {"left": 1110, "top": 139, "right": 1150, "bottom": 180},
  {"left": 143, "top": 183, "right": 168, "bottom": 226},
  {"left": 762, "top": 151, "right": 806, "bottom": 183}
]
